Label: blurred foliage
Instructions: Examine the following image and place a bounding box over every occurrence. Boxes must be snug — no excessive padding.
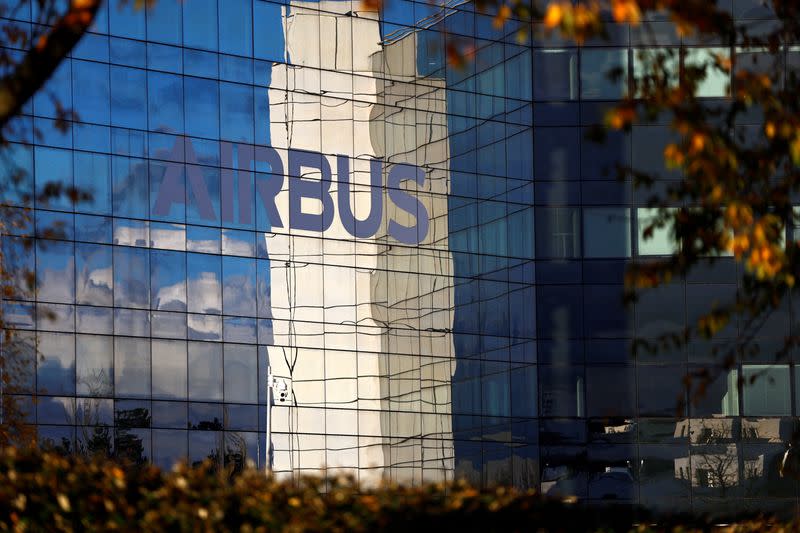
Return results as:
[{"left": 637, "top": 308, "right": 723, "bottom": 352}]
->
[{"left": 0, "top": 446, "right": 795, "bottom": 532}]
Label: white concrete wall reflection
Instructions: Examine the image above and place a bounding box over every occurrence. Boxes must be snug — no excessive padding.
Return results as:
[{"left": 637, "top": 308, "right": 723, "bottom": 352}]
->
[{"left": 263, "top": 0, "right": 455, "bottom": 484}]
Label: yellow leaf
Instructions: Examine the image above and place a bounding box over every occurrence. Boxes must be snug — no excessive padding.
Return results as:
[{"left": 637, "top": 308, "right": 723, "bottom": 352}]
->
[
  {"left": 543, "top": 3, "right": 564, "bottom": 28},
  {"left": 493, "top": 5, "right": 511, "bottom": 29},
  {"left": 611, "top": 0, "right": 640, "bottom": 25},
  {"left": 57, "top": 494, "right": 71, "bottom": 513}
]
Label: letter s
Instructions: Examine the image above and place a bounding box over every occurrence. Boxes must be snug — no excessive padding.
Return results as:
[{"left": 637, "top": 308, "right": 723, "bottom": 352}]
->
[{"left": 387, "top": 164, "right": 429, "bottom": 244}]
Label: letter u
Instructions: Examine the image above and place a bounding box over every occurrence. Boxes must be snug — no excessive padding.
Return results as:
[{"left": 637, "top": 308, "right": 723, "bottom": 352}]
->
[{"left": 337, "top": 156, "right": 382, "bottom": 239}]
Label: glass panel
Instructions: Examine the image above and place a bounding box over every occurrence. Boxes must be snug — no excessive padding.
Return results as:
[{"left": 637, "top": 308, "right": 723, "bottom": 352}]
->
[
  {"left": 189, "top": 430, "right": 222, "bottom": 468},
  {"left": 219, "top": 82, "right": 253, "bottom": 143},
  {"left": 637, "top": 365, "right": 686, "bottom": 417},
  {"left": 116, "top": 427, "right": 150, "bottom": 464},
  {"left": 580, "top": 48, "right": 628, "bottom": 99},
  {"left": 535, "top": 208, "right": 580, "bottom": 259},
  {"left": 109, "top": 1, "right": 145, "bottom": 39},
  {"left": 219, "top": 0, "right": 252, "bottom": 56},
  {"left": 184, "top": 77, "right": 219, "bottom": 139},
  {"left": 114, "top": 337, "right": 150, "bottom": 398},
  {"left": 742, "top": 364, "right": 791, "bottom": 416},
  {"left": 110, "top": 67, "right": 147, "bottom": 129},
  {"left": 187, "top": 252, "right": 222, "bottom": 314},
  {"left": 75, "top": 243, "right": 113, "bottom": 306},
  {"left": 583, "top": 207, "right": 631, "bottom": 258},
  {"left": 690, "top": 368, "right": 739, "bottom": 417},
  {"left": 36, "top": 240, "right": 74, "bottom": 303},
  {"left": 153, "top": 429, "right": 188, "bottom": 470},
  {"left": 224, "top": 344, "right": 257, "bottom": 404},
  {"left": 113, "top": 247, "right": 150, "bottom": 309},
  {"left": 684, "top": 47, "right": 730, "bottom": 97},
  {"left": 150, "top": 249, "right": 187, "bottom": 311},
  {"left": 37, "top": 332, "right": 75, "bottom": 395},
  {"left": 35, "top": 147, "right": 73, "bottom": 211},
  {"left": 222, "top": 256, "right": 256, "bottom": 316},
  {"left": 74, "top": 152, "right": 111, "bottom": 215},
  {"left": 150, "top": 222, "right": 186, "bottom": 250},
  {"left": 76, "top": 334, "right": 113, "bottom": 397},
  {"left": 188, "top": 341, "right": 223, "bottom": 401},
  {"left": 72, "top": 61, "right": 110, "bottom": 125},
  {"left": 147, "top": 0, "right": 182, "bottom": 45},
  {"left": 540, "top": 366, "right": 584, "bottom": 417},
  {"left": 152, "top": 339, "right": 187, "bottom": 400},
  {"left": 510, "top": 364, "right": 537, "bottom": 418},
  {"left": 637, "top": 207, "right": 678, "bottom": 255},
  {"left": 183, "top": 0, "right": 217, "bottom": 51},
  {"left": 533, "top": 49, "right": 578, "bottom": 100},
  {"left": 586, "top": 366, "right": 636, "bottom": 418},
  {"left": 148, "top": 71, "right": 183, "bottom": 134},
  {"left": 112, "top": 156, "right": 149, "bottom": 218}
]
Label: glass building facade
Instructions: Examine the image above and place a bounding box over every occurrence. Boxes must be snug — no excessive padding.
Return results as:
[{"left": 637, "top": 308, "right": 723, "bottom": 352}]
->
[{"left": 2, "top": 0, "right": 799, "bottom": 516}]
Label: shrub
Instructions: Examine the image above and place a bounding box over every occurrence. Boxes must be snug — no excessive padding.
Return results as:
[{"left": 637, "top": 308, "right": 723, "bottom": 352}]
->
[{"left": 0, "top": 447, "right": 791, "bottom": 532}]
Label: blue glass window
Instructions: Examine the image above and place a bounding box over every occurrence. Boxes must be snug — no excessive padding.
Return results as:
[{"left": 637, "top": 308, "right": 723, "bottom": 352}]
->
[
  {"left": 224, "top": 344, "right": 257, "bottom": 403},
  {"left": 254, "top": 1, "right": 284, "bottom": 62},
  {"left": 37, "top": 332, "right": 75, "bottom": 395},
  {"left": 36, "top": 240, "right": 74, "bottom": 304},
  {"left": 183, "top": 0, "right": 218, "bottom": 51},
  {"left": 743, "top": 364, "right": 791, "bottom": 416},
  {"left": 535, "top": 208, "right": 580, "bottom": 259},
  {"left": 220, "top": 82, "right": 254, "bottom": 143},
  {"left": 184, "top": 77, "right": 219, "bottom": 139},
  {"left": 148, "top": 72, "right": 184, "bottom": 134},
  {"left": 113, "top": 247, "right": 150, "bottom": 309},
  {"left": 75, "top": 243, "right": 113, "bottom": 306},
  {"left": 74, "top": 152, "right": 111, "bottom": 215},
  {"left": 583, "top": 207, "right": 631, "bottom": 258},
  {"left": 147, "top": 0, "right": 182, "bottom": 45},
  {"left": 580, "top": 49, "right": 629, "bottom": 99},
  {"left": 3, "top": 143, "right": 33, "bottom": 207},
  {"left": 3, "top": 236, "right": 34, "bottom": 300},
  {"left": 533, "top": 49, "right": 578, "bottom": 101},
  {"left": 188, "top": 341, "right": 223, "bottom": 401},
  {"left": 110, "top": 67, "right": 147, "bottom": 129},
  {"left": 114, "top": 337, "right": 150, "bottom": 398},
  {"left": 112, "top": 156, "right": 149, "bottom": 218},
  {"left": 109, "top": 1, "right": 145, "bottom": 39},
  {"left": 72, "top": 61, "right": 110, "bottom": 125},
  {"left": 35, "top": 147, "right": 73, "bottom": 211},
  {"left": 219, "top": 0, "right": 252, "bottom": 56},
  {"left": 222, "top": 256, "right": 256, "bottom": 316},
  {"left": 187, "top": 252, "right": 222, "bottom": 314},
  {"left": 153, "top": 429, "right": 188, "bottom": 469},
  {"left": 76, "top": 334, "right": 113, "bottom": 397},
  {"left": 511, "top": 365, "right": 537, "bottom": 417},
  {"left": 151, "top": 249, "right": 187, "bottom": 311},
  {"left": 152, "top": 340, "right": 187, "bottom": 400},
  {"left": 33, "top": 59, "right": 71, "bottom": 119}
]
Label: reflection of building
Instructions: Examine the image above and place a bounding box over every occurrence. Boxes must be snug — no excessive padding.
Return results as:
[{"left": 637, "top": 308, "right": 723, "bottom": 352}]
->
[
  {"left": 672, "top": 417, "right": 791, "bottom": 497},
  {"left": 262, "top": 1, "right": 455, "bottom": 484},
  {"left": 4, "top": 0, "right": 800, "bottom": 518}
]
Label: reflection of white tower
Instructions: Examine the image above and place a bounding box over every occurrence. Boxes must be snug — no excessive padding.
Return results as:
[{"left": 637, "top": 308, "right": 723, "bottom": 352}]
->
[
  {"left": 264, "top": 1, "right": 455, "bottom": 484},
  {"left": 369, "top": 29, "right": 456, "bottom": 484}
]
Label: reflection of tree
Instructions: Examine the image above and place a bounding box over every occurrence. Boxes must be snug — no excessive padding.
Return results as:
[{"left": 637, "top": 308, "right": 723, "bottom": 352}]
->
[
  {"left": 191, "top": 432, "right": 224, "bottom": 471},
  {"left": 115, "top": 408, "right": 150, "bottom": 466},
  {"left": 691, "top": 419, "right": 739, "bottom": 497},
  {"left": 0, "top": 328, "right": 37, "bottom": 446},
  {"left": 693, "top": 444, "right": 739, "bottom": 497},
  {"left": 73, "top": 370, "right": 113, "bottom": 458},
  {"left": 225, "top": 432, "right": 249, "bottom": 474}
]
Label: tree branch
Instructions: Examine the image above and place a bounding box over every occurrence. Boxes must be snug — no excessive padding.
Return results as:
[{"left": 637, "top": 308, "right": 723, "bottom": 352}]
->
[{"left": 0, "top": 0, "right": 102, "bottom": 136}]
